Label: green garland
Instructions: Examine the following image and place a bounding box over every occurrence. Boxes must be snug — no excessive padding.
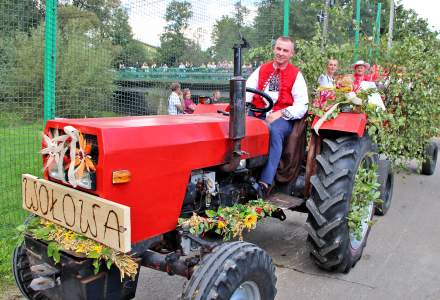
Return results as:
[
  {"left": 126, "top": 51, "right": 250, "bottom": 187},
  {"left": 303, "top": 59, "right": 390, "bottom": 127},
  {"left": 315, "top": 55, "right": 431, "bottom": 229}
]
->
[
  {"left": 18, "top": 216, "right": 138, "bottom": 280},
  {"left": 178, "top": 199, "right": 277, "bottom": 241},
  {"left": 348, "top": 164, "right": 382, "bottom": 240}
]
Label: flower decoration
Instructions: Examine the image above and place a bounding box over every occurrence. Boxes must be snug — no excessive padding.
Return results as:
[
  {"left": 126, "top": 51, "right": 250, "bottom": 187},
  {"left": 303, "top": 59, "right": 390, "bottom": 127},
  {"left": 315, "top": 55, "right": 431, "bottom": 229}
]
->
[
  {"left": 41, "top": 130, "right": 69, "bottom": 181},
  {"left": 40, "top": 126, "right": 96, "bottom": 187},
  {"left": 311, "top": 74, "right": 382, "bottom": 135},
  {"left": 244, "top": 214, "right": 258, "bottom": 229},
  {"left": 73, "top": 133, "right": 96, "bottom": 179},
  {"left": 22, "top": 217, "right": 138, "bottom": 280},
  {"left": 178, "top": 200, "right": 276, "bottom": 241}
]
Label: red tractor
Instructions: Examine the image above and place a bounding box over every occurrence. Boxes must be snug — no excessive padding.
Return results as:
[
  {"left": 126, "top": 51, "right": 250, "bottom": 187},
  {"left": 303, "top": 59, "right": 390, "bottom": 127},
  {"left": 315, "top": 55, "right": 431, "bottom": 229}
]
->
[{"left": 13, "top": 42, "right": 435, "bottom": 300}]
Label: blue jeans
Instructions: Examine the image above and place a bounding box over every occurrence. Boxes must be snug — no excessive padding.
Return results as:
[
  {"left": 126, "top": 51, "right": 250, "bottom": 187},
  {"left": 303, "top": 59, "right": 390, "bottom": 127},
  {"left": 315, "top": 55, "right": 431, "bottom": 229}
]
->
[{"left": 260, "top": 117, "right": 294, "bottom": 185}]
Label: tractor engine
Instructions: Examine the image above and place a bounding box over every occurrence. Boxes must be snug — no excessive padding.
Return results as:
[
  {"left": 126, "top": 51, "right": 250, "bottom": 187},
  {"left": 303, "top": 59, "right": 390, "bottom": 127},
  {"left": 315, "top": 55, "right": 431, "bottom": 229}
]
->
[{"left": 180, "top": 167, "right": 260, "bottom": 217}]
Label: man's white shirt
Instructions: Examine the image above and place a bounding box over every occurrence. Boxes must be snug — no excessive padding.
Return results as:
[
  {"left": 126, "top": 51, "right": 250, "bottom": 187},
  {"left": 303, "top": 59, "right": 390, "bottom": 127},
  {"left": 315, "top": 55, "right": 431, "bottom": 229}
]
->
[{"left": 168, "top": 91, "right": 182, "bottom": 115}]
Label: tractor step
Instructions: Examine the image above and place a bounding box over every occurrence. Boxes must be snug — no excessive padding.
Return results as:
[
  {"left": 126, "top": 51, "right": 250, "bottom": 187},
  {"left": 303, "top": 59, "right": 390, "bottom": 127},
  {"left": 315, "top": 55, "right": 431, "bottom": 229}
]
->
[{"left": 266, "top": 193, "right": 304, "bottom": 210}]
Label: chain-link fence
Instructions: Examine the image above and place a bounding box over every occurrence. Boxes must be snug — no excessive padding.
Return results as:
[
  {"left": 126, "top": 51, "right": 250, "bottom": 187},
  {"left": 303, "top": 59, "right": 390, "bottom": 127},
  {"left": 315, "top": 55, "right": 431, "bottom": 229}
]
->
[{"left": 0, "top": 0, "right": 45, "bottom": 232}]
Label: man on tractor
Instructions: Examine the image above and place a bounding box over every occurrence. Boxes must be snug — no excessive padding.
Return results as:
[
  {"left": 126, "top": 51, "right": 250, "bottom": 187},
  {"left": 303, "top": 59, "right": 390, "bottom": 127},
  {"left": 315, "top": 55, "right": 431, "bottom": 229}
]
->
[{"left": 245, "top": 36, "right": 309, "bottom": 194}]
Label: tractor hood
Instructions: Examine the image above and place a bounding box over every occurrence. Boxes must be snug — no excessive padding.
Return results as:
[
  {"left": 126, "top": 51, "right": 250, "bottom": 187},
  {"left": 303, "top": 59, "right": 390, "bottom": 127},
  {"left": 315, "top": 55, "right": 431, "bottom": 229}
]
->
[{"left": 44, "top": 114, "right": 269, "bottom": 244}]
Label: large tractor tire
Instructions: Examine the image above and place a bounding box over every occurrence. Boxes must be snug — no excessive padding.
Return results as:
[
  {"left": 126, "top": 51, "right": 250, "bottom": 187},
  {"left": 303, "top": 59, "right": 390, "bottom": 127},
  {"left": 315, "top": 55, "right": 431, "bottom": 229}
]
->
[
  {"left": 305, "top": 135, "right": 375, "bottom": 273},
  {"left": 421, "top": 141, "right": 438, "bottom": 175},
  {"left": 374, "top": 159, "right": 394, "bottom": 216},
  {"left": 181, "top": 241, "right": 276, "bottom": 300},
  {"left": 12, "top": 244, "right": 48, "bottom": 300}
]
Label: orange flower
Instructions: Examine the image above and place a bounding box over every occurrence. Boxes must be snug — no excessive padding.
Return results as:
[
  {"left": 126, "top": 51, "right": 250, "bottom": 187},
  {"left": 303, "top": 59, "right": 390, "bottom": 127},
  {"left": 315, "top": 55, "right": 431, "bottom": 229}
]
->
[{"left": 74, "top": 133, "right": 96, "bottom": 179}]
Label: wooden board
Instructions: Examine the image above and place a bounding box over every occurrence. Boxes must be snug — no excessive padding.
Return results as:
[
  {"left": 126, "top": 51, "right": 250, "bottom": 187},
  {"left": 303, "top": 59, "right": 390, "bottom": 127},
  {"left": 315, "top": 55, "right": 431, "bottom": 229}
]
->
[{"left": 22, "top": 174, "right": 131, "bottom": 253}]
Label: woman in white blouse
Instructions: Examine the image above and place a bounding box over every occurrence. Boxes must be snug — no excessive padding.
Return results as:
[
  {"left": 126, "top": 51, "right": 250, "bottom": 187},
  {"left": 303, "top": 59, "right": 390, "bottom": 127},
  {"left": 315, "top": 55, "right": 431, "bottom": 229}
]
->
[{"left": 317, "top": 59, "right": 338, "bottom": 88}]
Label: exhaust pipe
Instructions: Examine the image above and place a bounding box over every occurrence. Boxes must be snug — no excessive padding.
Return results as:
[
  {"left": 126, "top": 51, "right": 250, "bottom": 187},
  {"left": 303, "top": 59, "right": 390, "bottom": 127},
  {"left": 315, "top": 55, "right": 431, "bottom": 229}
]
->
[{"left": 220, "top": 38, "right": 249, "bottom": 172}]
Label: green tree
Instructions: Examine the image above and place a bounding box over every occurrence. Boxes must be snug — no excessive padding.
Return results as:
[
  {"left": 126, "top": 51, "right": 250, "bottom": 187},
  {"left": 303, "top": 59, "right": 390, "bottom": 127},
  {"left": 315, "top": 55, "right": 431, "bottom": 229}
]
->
[
  {"left": 211, "top": 16, "right": 240, "bottom": 61},
  {"left": 118, "top": 40, "right": 150, "bottom": 67},
  {"left": 0, "top": 0, "right": 43, "bottom": 35},
  {"left": 159, "top": 0, "right": 193, "bottom": 66},
  {"left": 68, "top": 0, "right": 141, "bottom": 66},
  {"left": 211, "top": 1, "right": 253, "bottom": 62},
  {"left": 181, "top": 39, "right": 209, "bottom": 66},
  {"left": 71, "top": 0, "right": 120, "bottom": 26},
  {"left": 107, "top": 7, "right": 132, "bottom": 46},
  {"left": 393, "top": 4, "right": 437, "bottom": 41},
  {"left": 0, "top": 6, "right": 115, "bottom": 119},
  {"left": 164, "top": 0, "right": 193, "bottom": 34}
]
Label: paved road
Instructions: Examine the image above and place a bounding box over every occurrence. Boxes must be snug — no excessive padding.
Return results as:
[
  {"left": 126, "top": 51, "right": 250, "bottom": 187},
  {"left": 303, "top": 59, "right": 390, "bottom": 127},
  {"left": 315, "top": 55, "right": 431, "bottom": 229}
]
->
[{"left": 135, "top": 159, "right": 440, "bottom": 300}]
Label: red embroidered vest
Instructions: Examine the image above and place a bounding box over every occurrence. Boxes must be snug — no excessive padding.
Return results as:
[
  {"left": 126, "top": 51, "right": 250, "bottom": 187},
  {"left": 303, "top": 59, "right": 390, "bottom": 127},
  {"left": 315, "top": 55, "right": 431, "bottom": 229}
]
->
[{"left": 252, "top": 61, "right": 300, "bottom": 112}]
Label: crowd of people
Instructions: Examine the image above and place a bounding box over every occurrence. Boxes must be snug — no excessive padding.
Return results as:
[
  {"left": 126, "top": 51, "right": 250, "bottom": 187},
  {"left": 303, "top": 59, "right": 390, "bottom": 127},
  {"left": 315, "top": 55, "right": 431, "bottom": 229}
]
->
[
  {"left": 119, "top": 60, "right": 257, "bottom": 73},
  {"left": 167, "top": 36, "right": 386, "bottom": 196}
]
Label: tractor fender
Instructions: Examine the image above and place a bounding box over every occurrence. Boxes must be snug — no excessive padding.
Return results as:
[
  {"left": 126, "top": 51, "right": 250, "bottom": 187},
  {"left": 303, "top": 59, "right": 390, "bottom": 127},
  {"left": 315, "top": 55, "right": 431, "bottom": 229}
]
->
[{"left": 312, "top": 112, "right": 367, "bottom": 137}]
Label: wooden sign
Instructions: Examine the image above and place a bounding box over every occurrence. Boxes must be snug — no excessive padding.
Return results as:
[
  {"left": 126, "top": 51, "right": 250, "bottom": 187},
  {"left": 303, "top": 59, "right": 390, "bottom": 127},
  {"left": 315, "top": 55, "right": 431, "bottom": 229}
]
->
[{"left": 22, "top": 174, "right": 131, "bottom": 253}]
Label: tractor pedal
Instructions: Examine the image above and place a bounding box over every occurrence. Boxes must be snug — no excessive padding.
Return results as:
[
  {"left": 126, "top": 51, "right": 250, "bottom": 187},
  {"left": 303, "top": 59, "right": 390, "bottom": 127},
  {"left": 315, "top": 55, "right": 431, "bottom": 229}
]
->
[{"left": 266, "top": 193, "right": 305, "bottom": 210}]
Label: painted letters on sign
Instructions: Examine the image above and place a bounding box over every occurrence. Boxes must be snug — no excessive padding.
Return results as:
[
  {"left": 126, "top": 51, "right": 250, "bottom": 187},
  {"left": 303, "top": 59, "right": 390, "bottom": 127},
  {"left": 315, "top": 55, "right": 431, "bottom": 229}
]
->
[{"left": 22, "top": 174, "right": 131, "bottom": 253}]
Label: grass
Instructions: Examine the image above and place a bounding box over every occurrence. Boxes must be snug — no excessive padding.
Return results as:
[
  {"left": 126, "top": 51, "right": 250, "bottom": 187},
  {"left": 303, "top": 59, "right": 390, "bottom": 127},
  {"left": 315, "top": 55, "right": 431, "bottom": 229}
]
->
[{"left": 0, "top": 121, "right": 43, "bottom": 287}]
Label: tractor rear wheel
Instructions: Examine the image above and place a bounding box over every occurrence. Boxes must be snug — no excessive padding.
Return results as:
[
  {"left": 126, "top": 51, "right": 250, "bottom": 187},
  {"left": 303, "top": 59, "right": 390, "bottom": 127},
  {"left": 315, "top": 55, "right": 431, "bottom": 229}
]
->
[
  {"left": 12, "top": 244, "right": 48, "bottom": 300},
  {"left": 305, "top": 135, "right": 375, "bottom": 273},
  {"left": 181, "top": 241, "right": 276, "bottom": 300},
  {"left": 421, "top": 141, "right": 438, "bottom": 175}
]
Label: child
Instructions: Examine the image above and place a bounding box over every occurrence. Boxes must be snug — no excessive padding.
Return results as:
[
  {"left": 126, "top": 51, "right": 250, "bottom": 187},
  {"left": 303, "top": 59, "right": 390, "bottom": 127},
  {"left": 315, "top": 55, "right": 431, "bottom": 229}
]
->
[{"left": 182, "top": 88, "right": 196, "bottom": 114}]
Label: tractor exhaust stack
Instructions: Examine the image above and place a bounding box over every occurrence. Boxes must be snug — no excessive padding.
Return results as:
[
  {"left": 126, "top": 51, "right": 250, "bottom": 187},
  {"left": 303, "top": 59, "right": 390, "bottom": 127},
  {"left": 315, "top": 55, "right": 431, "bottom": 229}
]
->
[{"left": 220, "top": 38, "right": 249, "bottom": 172}]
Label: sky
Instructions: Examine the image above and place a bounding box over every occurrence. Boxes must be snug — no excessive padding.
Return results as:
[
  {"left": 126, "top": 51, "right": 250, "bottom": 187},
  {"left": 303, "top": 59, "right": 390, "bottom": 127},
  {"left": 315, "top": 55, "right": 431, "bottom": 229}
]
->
[
  {"left": 400, "top": 0, "right": 440, "bottom": 32},
  {"left": 125, "top": 0, "right": 439, "bottom": 48}
]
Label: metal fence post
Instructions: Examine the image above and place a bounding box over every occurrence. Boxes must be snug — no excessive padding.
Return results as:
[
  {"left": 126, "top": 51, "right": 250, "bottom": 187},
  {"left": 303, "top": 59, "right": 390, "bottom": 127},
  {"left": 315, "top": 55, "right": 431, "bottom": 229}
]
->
[
  {"left": 374, "top": 2, "right": 382, "bottom": 63},
  {"left": 354, "top": 0, "right": 361, "bottom": 62},
  {"left": 44, "top": 0, "right": 57, "bottom": 122},
  {"left": 387, "top": 0, "right": 395, "bottom": 50},
  {"left": 283, "top": 0, "right": 290, "bottom": 36}
]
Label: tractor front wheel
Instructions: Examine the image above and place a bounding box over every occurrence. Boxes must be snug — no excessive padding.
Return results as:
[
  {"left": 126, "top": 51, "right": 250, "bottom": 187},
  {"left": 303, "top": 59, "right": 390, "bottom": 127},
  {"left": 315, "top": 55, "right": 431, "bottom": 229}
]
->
[
  {"left": 181, "top": 241, "right": 276, "bottom": 300},
  {"left": 305, "top": 135, "right": 375, "bottom": 273},
  {"left": 12, "top": 244, "right": 48, "bottom": 300}
]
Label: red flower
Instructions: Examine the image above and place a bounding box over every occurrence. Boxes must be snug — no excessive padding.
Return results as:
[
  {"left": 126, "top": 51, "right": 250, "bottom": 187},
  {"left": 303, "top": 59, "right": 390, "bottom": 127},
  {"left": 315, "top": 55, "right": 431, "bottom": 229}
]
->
[{"left": 255, "top": 207, "right": 263, "bottom": 215}]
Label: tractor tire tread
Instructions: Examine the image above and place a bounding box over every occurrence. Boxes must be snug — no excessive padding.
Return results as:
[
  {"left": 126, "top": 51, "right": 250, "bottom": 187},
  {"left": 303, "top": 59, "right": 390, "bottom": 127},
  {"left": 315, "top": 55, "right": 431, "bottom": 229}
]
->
[
  {"left": 306, "top": 135, "right": 375, "bottom": 273},
  {"left": 182, "top": 242, "right": 276, "bottom": 300}
]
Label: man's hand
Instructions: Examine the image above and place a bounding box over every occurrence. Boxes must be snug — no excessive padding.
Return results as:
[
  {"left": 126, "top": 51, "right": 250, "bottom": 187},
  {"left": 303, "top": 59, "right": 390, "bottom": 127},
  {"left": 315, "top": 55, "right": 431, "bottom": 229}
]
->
[{"left": 266, "top": 110, "right": 283, "bottom": 123}]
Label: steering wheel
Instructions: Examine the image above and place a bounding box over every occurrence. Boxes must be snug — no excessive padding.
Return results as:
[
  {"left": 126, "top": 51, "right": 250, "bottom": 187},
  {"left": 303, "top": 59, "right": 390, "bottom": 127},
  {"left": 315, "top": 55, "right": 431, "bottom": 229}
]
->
[{"left": 245, "top": 87, "right": 274, "bottom": 113}]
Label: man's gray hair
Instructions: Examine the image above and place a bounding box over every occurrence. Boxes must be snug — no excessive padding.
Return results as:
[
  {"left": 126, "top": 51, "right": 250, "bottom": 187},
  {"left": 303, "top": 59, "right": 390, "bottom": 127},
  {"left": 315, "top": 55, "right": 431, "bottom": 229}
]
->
[{"left": 275, "top": 36, "right": 295, "bottom": 51}]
